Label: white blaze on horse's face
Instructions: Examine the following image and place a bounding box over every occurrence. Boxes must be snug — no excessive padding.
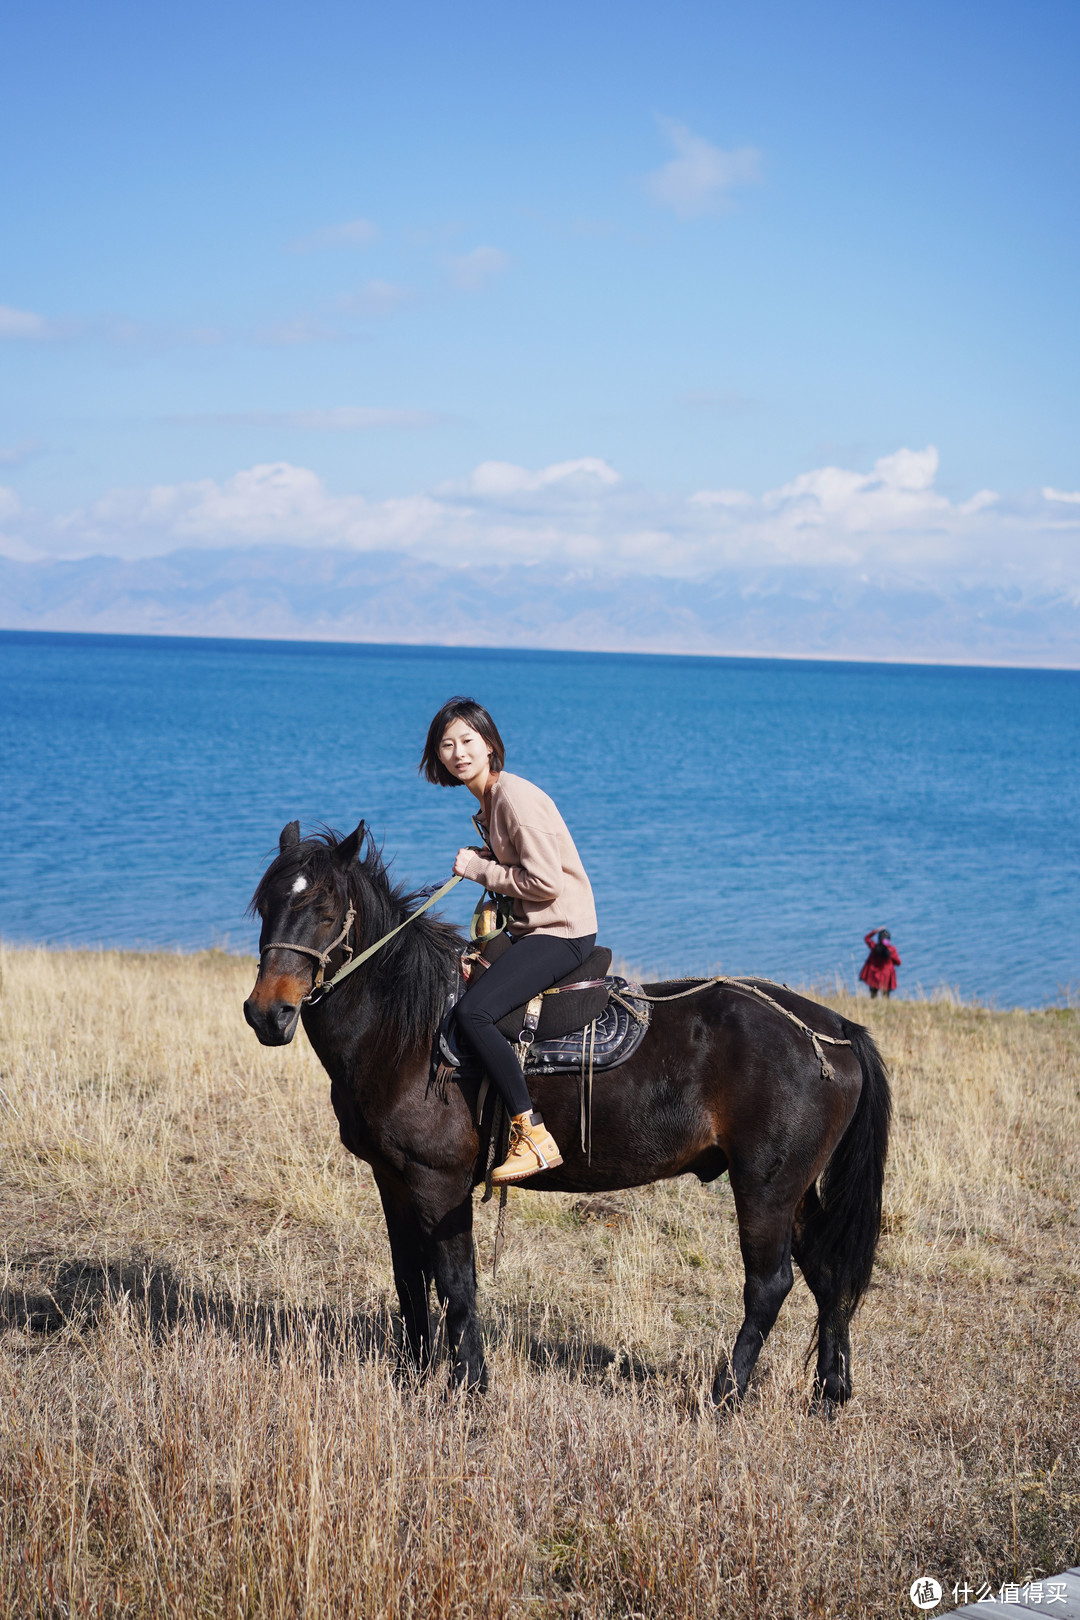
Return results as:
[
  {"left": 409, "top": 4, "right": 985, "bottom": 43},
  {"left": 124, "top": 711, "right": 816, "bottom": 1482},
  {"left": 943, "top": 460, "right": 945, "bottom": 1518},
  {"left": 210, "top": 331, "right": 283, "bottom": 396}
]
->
[
  {"left": 439, "top": 718, "right": 491, "bottom": 787},
  {"left": 291, "top": 875, "right": 308, "bottom": 894}
]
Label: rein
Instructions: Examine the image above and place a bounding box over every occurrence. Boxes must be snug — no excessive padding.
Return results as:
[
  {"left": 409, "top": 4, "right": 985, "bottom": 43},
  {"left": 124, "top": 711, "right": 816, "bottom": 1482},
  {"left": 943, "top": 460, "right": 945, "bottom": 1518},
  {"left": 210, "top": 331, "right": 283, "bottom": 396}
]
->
[
  {"left": 262, "top": 871, "right": 849, "bottom": 1081},
  {"left": 629, "top": 975, "right": 853, "bottom": 1081},
  {"left": 261, "top": 874, "right": 464, "bottom": 1005}
]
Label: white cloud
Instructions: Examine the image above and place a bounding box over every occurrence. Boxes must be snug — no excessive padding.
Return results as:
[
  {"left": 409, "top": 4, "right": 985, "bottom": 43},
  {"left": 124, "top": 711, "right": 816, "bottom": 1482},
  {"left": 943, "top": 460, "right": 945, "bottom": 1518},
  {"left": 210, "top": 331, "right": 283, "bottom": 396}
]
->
[
  {"left": 337, "top": 280, "right": 412, "bottom": 317},
  {"left": 5, "top": 447, "right": 1079, "bottom": 591},
  {"left": 7, "top": 308, "right": 342, "bottom": 348},
  {"left": 0, "top": 484, "right": 42, "bottom": 561},
  {"left": 23, "top": 464, "right": 447, "bottom": 562},
  {"left": 449, "top": 458, "right": 619, "bottom": 497},
  {"left": 167, "top": 408, "right": 443, "bottom": 432},
  {"left": 644, "top": 120, "right": 762, "bottom": 218},
  {"left": 289, "top": 218, "right": 380, "bottom": 252},
  {"left": 0, "top": 292, "right": 403, "bottom": 348},
  {"left": 448, "top": 246, "right": 510, "bottom": 291},
  {"left": 731, "top": 447, "right": 1004, "bottom": 568},
  {"left": 1044, "top": 486, "right": 1080, "bottom": 505},
  {"left": 0, "top": 304, "right": 56, "bottom": 339},
  {"left": 689, "top": 488, "right": 752, "bottom": 510},
  {"left": 251, "top": 318, "right": 347, "bottom": 346},
  {"left": 0, "top": 438, "right": 43, "bottom": 467}
]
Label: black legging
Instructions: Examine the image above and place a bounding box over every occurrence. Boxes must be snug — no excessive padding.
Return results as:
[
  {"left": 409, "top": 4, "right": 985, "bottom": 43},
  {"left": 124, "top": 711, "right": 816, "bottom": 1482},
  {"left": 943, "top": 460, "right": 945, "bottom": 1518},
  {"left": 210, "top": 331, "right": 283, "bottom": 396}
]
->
[{"left": 455, "top": 931, "right": 596, "bottom": 1116}]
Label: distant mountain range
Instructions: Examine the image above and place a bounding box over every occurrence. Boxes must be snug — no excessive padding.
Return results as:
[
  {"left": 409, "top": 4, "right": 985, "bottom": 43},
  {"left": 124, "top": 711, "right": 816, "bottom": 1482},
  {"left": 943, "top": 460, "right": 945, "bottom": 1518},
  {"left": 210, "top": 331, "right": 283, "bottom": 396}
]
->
[{"left": 2, "top": 545, "right": 1078, "bottom": 666}]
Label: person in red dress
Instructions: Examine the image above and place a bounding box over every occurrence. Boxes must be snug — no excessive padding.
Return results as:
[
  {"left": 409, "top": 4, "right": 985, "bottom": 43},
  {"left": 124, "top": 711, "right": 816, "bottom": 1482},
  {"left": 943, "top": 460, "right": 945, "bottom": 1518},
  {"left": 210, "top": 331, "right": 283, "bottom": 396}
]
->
[{"left": 859, "top": 928, "right": 901, "bottom": 999}]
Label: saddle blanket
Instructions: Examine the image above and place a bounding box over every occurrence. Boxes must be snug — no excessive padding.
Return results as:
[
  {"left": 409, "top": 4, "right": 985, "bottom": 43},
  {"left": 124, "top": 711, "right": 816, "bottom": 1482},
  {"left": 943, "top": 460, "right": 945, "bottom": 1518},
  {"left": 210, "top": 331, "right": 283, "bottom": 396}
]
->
[
  {"left": 522, "top": 976, "right": 651, "bottom": 1075},
  {"left": 434, "top": 973, "right": 651, "bottom": 1090}
]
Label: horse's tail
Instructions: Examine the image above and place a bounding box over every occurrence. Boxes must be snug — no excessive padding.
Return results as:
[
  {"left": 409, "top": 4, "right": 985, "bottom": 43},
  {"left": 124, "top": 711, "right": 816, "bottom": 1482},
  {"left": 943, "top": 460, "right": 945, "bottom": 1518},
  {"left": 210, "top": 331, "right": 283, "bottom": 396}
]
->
[{"left": 800, "top": 1019, "right": 891, "bottom": 1320}]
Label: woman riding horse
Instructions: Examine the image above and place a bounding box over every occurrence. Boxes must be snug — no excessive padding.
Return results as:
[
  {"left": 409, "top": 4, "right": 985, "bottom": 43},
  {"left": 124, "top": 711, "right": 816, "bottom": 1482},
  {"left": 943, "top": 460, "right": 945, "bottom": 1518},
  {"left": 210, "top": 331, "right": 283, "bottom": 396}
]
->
[
  {"left": 244, "top": 773, "right": 890, "bottom": 1405},
  {"left": 421, "top": 697, "right": 597, "bottom": 1185}
]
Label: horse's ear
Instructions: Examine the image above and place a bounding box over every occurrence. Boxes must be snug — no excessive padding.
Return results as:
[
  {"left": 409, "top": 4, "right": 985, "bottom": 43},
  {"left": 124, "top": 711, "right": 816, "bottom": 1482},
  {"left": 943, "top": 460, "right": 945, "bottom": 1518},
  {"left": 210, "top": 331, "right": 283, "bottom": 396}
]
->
[
  {"left": 333, "top": 821, "right": 365, "bottom": 869},
  {"left": 279, "top": 820, "right": 301, "bottom": 853}
]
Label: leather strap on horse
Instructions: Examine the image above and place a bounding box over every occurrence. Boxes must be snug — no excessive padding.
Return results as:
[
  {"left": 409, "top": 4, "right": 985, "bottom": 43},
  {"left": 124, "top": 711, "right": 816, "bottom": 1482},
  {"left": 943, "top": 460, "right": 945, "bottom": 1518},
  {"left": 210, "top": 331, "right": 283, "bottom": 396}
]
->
[
  {"left": 476, "top": 1081, "right": 510, "bottom": 1277},
  {"left": 261, "top": 906, "right": 357, "bottom": 993},
  {"left": 515, "top": 994, "right": 544, "bottom": 1066},
  {"left": 630, "top": 975, "right": 853, "bottom": 1081},
  {"left": 270, "top": 873, "right": 466, "bottom": 1004},
  {"left": 542, "top": 978, "right": 609, "bottom": 995},
  {"left": 493, "top": 1183, "right": 509, "bottom": 1274},
  {"left": 579, "top": 1016, "right": 597, "bottom": 1163}
]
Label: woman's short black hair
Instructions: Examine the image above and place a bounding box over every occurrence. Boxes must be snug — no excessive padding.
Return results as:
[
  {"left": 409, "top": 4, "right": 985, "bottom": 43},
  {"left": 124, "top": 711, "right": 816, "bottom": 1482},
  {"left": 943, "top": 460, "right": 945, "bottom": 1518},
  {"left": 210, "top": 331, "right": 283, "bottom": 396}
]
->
[{"left": 420, "top": 697, "right": 506, "bottom": 787}]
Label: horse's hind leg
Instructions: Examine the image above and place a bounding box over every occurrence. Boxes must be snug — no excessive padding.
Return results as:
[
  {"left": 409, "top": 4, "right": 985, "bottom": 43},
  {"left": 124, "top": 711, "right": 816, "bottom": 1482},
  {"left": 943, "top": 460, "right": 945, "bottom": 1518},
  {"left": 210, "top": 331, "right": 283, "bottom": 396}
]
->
[
  {"left": 792, "top": 1188, "right": 852, "bottom": 1408},
  {"left": 713, "top": 1197, "right": 794, "bottom": 1408}
]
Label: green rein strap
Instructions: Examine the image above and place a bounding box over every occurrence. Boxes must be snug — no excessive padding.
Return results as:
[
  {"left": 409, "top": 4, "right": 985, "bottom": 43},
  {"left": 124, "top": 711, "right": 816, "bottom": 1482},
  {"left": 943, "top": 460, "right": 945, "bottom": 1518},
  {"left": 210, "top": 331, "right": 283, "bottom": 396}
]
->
[
  {"left": 320, "top": 872, "right": 465, "bottom": 996},
  {"left": 311, "top": 816, "right": 508, "bottom": 998},
  {"left": 317, "top": 847, "right": 510, "bottom": 999}
]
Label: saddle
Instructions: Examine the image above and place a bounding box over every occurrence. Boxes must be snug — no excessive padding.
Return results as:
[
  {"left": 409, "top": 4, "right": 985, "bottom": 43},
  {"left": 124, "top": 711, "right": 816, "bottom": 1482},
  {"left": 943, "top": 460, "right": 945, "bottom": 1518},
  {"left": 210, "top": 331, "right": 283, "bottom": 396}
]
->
[
  {"left": 435, "top": 932, "right": 651, "bottom": 1084},
  {"left": 483, "top": 931, "right": 613, "bottom": 1040}
]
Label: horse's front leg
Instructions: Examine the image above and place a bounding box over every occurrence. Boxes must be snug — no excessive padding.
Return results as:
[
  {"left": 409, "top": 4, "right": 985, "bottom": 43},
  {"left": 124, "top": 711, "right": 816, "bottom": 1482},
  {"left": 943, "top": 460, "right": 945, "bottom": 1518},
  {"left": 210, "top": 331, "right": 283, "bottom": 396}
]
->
[
  {"left": 374, "top": 1168, "right": 434, "bottom": 1372},
  {"left": 418, "top": 1175, "right": 487, "bottom": 1393}
]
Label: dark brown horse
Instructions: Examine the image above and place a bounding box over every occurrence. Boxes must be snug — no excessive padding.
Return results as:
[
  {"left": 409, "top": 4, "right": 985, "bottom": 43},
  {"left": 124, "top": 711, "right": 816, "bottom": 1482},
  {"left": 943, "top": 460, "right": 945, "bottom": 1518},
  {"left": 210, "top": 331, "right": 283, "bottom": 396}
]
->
[{"left": 244, "top": 822, "right": 891, "bottom": 1407}]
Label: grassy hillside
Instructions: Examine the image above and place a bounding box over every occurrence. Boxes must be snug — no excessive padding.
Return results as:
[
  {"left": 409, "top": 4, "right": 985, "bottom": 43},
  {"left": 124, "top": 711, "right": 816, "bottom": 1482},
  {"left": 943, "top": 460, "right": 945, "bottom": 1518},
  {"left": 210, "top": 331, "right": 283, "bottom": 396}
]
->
[{"left": 0, "top": 945, "right": 1077, "bottom": 1618}]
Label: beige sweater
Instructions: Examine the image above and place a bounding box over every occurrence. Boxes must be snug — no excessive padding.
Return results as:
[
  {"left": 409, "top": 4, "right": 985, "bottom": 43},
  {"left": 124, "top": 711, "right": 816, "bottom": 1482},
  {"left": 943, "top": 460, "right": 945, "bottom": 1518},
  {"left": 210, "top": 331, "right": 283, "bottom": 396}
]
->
[{"left": 461, "top": 772, "right": 597, "bottom": 940}]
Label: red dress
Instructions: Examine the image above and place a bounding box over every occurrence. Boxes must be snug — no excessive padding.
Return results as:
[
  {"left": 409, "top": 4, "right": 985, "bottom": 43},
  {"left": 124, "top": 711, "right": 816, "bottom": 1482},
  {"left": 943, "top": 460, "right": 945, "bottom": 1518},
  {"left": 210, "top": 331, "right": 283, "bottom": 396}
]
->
[{"left": 859, "top": 933, "right": 900, "bottom": 992}]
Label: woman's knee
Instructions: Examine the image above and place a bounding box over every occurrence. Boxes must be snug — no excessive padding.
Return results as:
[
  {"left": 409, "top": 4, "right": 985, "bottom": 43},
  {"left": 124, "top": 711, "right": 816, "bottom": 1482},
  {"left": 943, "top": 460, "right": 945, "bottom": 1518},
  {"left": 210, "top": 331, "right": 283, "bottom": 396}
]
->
[{"left": 455, "top": 997, "right": 495, "bottom": 1039}]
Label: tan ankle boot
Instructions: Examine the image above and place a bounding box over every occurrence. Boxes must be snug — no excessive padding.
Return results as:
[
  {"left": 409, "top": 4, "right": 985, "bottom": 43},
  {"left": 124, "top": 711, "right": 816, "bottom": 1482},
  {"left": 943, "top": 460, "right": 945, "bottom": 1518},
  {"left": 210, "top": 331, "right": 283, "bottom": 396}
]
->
[{"left": 491, "top": 1111, "right": 563, "bottom": 1184}]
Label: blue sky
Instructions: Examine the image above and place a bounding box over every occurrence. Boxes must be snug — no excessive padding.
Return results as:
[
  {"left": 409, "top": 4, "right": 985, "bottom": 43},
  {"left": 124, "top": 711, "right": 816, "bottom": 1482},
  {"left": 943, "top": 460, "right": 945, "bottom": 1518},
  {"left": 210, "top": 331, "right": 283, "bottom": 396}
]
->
[{"left": 1, "top": 0, "right": 1079, "bottom": 589}]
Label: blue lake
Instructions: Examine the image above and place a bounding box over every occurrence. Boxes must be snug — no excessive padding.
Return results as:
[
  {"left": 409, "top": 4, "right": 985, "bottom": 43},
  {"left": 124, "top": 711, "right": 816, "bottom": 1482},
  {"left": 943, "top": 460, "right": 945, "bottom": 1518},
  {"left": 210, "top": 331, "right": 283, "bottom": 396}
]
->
[{"left": 0, "top": 630, "right": 1076, "bottom": 1007}]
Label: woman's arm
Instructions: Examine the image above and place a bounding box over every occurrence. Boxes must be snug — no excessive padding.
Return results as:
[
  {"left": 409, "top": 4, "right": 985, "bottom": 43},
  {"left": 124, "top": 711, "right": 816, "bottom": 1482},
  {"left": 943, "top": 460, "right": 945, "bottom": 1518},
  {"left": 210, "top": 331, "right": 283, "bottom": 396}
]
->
[{"left": 458, "top": 821, "right": 564, "bottom": 903}]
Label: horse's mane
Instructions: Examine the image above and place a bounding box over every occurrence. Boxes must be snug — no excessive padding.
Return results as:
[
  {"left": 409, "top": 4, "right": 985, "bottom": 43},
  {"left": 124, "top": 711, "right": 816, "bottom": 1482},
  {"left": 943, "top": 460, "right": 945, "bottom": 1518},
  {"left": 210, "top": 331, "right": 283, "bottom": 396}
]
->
[{"left": 249, "top": 828, "right": 463, "bottom": 1060}]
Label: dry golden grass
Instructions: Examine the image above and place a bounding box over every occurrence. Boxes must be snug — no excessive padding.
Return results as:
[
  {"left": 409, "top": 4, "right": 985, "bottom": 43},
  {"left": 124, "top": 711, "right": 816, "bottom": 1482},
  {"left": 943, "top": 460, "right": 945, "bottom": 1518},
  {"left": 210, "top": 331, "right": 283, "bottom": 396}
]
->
[{"left": 0, "top": 943, "right": 1077, "bottom": 1618}]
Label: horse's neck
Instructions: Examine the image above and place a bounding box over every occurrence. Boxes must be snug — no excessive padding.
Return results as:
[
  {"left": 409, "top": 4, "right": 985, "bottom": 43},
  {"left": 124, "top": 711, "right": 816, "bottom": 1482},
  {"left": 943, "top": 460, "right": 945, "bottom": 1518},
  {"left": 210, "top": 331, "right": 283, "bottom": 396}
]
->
[
  {"left": 303, "top": 978, "right": 392, "bottom": 1080},
  {"left": 351, "top": 874, "right": 404, "bottom": 950}
]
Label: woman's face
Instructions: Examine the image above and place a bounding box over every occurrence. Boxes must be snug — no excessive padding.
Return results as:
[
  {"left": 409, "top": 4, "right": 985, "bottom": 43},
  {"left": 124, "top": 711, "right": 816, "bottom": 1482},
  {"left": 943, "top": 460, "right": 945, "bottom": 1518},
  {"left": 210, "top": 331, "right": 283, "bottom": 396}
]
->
[{"left": 439, "top": 718, "right": 492, "bottom": 786}]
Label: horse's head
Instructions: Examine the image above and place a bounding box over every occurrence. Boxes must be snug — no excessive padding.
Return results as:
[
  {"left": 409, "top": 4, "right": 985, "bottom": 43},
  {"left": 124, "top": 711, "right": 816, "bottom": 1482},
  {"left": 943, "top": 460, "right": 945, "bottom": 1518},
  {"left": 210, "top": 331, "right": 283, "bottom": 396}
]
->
[{"left": 243, "top": 819, "right": 364, "bottom": 1045}]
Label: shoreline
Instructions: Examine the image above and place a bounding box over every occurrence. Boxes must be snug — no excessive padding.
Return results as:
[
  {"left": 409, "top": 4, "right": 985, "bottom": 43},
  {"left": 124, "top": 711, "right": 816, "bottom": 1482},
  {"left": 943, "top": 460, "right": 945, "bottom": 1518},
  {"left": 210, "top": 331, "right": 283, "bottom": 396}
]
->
[
  {"left": 1, "top": 938, "right": 1072, "bottom": 1016},
  {"left": 4, "top": 622, "right": 1080, "bottom": 675}
]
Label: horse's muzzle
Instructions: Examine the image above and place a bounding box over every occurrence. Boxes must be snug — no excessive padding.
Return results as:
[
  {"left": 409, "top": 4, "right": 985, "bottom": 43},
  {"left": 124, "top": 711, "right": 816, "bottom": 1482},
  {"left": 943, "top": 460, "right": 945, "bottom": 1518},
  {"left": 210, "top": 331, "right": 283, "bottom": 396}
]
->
[{"left": 243, "top": 994, "right": 301, "bottom": 1046}]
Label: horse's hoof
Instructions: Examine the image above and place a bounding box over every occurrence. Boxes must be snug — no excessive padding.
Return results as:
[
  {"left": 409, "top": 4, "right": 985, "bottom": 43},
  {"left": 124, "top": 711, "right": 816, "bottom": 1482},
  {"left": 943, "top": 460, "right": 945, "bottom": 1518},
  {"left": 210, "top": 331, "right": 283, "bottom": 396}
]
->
[
  {"left": 809, "top": 1392, "right": 840, "bottom": 1421},
  {"left": 710, "top": 1368, "right": 740, "bottom": 1411},
  {"left": 447, "top": 1366, "right": 488, "bottom": 1398},
  {"left": 809, "top": 1374, "right": 851, "bottom": 1417}
]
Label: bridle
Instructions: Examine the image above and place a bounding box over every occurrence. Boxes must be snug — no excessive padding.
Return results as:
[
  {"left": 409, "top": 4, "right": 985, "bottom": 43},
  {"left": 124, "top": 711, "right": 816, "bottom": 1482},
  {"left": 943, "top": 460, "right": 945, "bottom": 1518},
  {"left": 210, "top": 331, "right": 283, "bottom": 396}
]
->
[
  {"left": 258, "top": 872, "right": 464, "bottom": 1007},
  {"left": 260, "top": 904, "right": 357, "bottom": 1001}
]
